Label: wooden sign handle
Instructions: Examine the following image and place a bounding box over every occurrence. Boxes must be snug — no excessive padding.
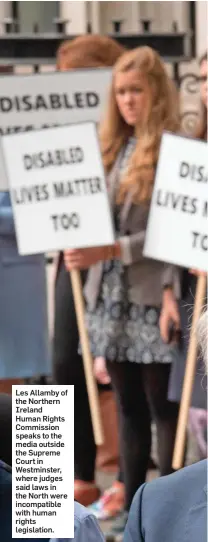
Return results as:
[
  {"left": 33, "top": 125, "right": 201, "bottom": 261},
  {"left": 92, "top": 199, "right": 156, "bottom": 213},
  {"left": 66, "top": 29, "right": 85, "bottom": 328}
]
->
[
  {"left": 70, "top": 268, "right": 104, "bottom": 446},
  {"left": 172, "top": 274, "right": 207, "bottom": 470}
]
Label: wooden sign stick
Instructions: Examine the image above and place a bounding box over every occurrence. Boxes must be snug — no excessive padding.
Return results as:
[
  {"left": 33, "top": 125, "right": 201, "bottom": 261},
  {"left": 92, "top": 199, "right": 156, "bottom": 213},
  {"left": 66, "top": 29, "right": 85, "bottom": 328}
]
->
[
  {"left": 70, "top": 268, "right": 104, "bottom": 446},
  {"left": 172, "top": 274, "right": 207, "bottom": 470}
]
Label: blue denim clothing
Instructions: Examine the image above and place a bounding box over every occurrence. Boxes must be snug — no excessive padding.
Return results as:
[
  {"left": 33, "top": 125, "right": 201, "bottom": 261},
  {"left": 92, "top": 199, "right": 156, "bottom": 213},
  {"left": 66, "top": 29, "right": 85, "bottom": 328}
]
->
[
  {"left": 51, "top": 501, "right": 104, "bottom": 542},
  {"left": 124, "top": 459, "right": 207, "bottom": 542},
  {"left": 0, "top": 460, "right": 49, "bottom": 542}
]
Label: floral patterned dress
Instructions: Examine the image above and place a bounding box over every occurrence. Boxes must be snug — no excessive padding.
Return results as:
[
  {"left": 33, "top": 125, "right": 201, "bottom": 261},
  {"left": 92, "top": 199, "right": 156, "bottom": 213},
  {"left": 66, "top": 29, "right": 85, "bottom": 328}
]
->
[{"left": 86, "top": 138, "right": 176, "bottom": 364}]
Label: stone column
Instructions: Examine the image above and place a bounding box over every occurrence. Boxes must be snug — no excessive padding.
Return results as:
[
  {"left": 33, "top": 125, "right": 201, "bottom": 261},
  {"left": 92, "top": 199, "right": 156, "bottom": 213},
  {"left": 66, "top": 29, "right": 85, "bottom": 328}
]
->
[
  {"left": 195, "top": 0, "right": 207, "bottom": 56},
  {"left": 60, "top": 1, "right": 87, "bottom": 34},
  {"left": 90, "top": 1, "right": 100, "bottom": 33},
  {"left": 0, "top": 1, "right": 11, "bottom": 34}
]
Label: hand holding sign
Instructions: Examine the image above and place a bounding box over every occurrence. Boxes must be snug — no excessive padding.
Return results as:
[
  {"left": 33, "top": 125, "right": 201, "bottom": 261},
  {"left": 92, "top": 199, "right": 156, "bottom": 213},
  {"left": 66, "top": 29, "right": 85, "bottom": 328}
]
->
[
  {"left": 2, "top": 121, "right": 115, "bottom": 446},
  {"left": 160, "top": 289, "right": 181, "bottom": 343},
  {"left": 64, "top": 243, "right": 121, "bottom": 270},
  {"left": 189, "top": 268, "right": 207, "bottom": 277},
  {"left": 64, "top": 246, "right": 110, "bottom": 270}
]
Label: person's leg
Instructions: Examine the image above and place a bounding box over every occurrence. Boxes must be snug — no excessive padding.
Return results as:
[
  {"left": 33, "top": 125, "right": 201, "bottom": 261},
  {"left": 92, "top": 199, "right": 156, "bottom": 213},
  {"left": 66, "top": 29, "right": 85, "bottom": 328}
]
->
[
  {"left": 53, "top": 261, "right": 96, "bottom": 483},
  {"left": 142, "top": 363, "right": 179, "bottom": 476},
  {"left": 106, "top": 361, "right": 152, "bottom": 511}
]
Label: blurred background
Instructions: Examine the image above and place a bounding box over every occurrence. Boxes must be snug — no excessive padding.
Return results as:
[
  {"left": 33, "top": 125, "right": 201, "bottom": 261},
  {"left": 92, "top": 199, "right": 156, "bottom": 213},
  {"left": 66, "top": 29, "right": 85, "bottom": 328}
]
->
[{"left": 0, "top": 0, "right": 206, "bottom": 337}]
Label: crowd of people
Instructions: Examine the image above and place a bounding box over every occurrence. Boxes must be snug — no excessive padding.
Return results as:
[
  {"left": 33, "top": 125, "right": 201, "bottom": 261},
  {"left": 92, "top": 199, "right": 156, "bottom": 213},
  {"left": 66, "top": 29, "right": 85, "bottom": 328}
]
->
[{"left": 0, "top": 33, "right": 207, "bottom": 542}]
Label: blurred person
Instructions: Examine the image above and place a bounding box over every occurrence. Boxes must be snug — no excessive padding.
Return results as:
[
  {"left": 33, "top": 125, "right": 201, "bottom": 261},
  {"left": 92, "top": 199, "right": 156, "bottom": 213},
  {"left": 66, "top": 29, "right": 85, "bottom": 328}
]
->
[
  {"left": 123, "top": 309, "right": 207, "bottom": 542},
  {"left": 0, "top": 394, "right": 12, "bottom": 466},
  {"left": 0, "top": 457, "right": 104, "bottom": 542},
  {"left": 64, "top": 46, "right": 181, "bottom": 538},
  {"left": 168, "top": 51, "right": 207, "bottom": 458},
  {"left": 51, "top": 501, "right": 104, "bottom": 542},
  {"left": 53, "top": 35, "right": 125, "bottom": 513},
  {"left": 0, "top": 192, "right": 50, "bottom": 382},
  {"left": 0, "top": 460, "right": 49, "bottom": 542}
]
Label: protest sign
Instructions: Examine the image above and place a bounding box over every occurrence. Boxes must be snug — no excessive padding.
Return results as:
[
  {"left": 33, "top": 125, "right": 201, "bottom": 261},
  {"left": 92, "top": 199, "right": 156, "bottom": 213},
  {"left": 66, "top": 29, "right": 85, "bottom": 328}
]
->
[
  {"left": 2, "top": 121, "right": 114, "bottom": 446},
  {"left": 143, "top": 132, "right": 208, "bottom": 469},
  {"left": 1, "top": 122, "right": 115, "bottom": 255},
  {"left": 144, "top": 132, "right": 208, "bottom": 273},
  {"left": 0, "top": 68, "right": 111, "bottom": 190}
]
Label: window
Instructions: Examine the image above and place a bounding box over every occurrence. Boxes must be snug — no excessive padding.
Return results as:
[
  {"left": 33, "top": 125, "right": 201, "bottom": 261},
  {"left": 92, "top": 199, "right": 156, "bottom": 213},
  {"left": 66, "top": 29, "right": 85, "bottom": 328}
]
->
[{"left": 12, "top": 1, "right": 59, "bottom": 33}]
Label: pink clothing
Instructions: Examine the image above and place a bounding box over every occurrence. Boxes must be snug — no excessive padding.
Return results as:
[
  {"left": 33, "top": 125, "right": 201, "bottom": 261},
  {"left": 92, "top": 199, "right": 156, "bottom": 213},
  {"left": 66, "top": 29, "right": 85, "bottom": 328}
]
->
[{"left": 189, "top": 407, "right": 207, "bottom": 458}]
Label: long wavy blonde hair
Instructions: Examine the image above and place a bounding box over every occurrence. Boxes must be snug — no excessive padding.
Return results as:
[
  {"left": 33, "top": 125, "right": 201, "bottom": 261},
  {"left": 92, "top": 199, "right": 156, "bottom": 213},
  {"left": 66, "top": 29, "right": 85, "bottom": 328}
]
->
[{"left": 99, "top": 46, "right": 180, "bottom": 203}]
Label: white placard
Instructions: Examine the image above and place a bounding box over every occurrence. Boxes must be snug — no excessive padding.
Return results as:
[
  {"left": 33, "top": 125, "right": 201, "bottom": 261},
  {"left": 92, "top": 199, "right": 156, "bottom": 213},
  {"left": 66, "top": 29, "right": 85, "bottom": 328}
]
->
[
  {"left": 144, "top": 133, "right": 208, "bottom": 272},
  {"left": 0, "top": 68, "right": 112, "bottom": 190},
  {"left": 1, "top": 122, "right": 115, "bottom": 255}
]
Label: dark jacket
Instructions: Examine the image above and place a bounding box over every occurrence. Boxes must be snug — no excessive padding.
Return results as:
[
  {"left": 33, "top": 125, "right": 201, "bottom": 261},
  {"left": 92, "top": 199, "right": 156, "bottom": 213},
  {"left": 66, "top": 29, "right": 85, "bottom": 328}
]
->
[{"left": 124, "top": 459, "right": 207, "bottom": 542}]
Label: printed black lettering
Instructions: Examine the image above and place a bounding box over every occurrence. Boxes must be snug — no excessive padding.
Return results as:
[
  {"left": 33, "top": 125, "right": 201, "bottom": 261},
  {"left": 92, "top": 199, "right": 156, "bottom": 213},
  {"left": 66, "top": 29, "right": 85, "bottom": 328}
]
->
[
  {"left": 24, "top": 155, "right": 32, "bottom": 170},
  {"left": 171, "top": 193, "right": 181, "bottom": 209},
  {"left": 89, "top": 177, "right": 102, "bottom": 193},
  {"left": 74, "top": 93, "right": 84, "bottom": 108},
  {"left": 55, "top": 150, "right": 62, "bottom": 165},
  {"left": 49, "top": 94, "right": 62, "bottom": 110},
  {"left": 22, "top": 96, "right": 32, "bottom": 112},
  {"left": 13, "top": 189, "right": 23, "bottom": 205},
  {"left": 192, "top": 231, "right": 200, "bottom": 248},
  {"left": 46, "top": 152, "right": 54, "bottom": 167},
  {"left": 202, "top": 235, "right": 208, "bottom": 251},
  {"left": 51, "top": 215, "right": 58, "bottom": 231},
  {"left": 191, "top": 198, "right": 197, "bottom": 214},
  {"left": 37, "top": 153, "right": 45, "bottom": 168},
  {"left": 203, "top": 201, "right": 208, "bottom": 218},
  {"left": 192, "top": 231, "right": 208, "bottom": 251},
  {"left": 156, "top": 189, "right": 165, "bottom": 206},
  {"left": 0, "top": 97, "right": 13, "bottom": 112},
  {"left": 53, "top": 182, "right": 65, "bottom": 197},
  {"left": 86, "top": 92, "right": 99, "bottom": 107},
  {"left": 35, "top": 95, "right": 47, "bottom": 110},
  {"left": 34, "top": 185, "right": 49, "bottom": 202},
  {"left": 181, "top": 196, "right": 188, "bottom": 212},
  {"left": 71, "top": 213, "right": 80, "bottom": 228},
  {"left": 14, "top": 97, "right": 21, "bottom": 112},
  {"left": 51, "top": 213, "right": 80, "bottom": 231},
  {"left": 62, "top": 214, "right": 71, "bottom": 229},
  {"left": 63, "top": 94, "right": 73, "bottom": 109},
  {"left": 179, "top": 162, "right": 189, "bottom": 178},
  {"left": 197, "top": 166, "right": 207, "bottom": 183},
  {"left": 75, "top": 147, "right": 84, "bottom": 162},
  {"left": 190, "top": 164, "right": 196, "bottom": 181},
  {"left": 24, "top": 125, "right": 34, "bottom": 132}
]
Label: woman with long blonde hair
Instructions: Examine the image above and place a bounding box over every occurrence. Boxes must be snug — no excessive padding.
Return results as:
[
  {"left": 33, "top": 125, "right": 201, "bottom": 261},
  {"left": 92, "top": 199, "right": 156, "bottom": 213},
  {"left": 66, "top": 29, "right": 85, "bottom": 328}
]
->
[
  {"left": 65, "top": 46, "right": 181, "bottom": 536},
  {"left": 53, "top": 34, "right": 125, "bottom": 511}
]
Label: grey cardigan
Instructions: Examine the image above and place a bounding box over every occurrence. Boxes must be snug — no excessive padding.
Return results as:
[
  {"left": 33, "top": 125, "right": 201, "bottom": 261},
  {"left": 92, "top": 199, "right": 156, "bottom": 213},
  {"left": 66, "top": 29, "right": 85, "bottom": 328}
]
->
[{"left": 84, "top": 150, "right": 181, "bottom": 311}]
